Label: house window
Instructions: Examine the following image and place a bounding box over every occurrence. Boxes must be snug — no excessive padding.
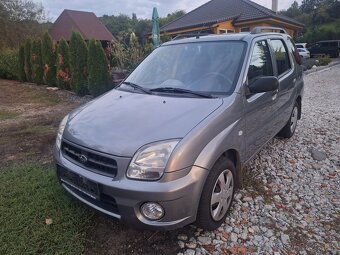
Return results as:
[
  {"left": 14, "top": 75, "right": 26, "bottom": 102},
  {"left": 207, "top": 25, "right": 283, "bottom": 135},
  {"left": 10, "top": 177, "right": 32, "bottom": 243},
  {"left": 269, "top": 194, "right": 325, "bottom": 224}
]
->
[
  {"left": 241, "top": 27, "right": 250, "bottom": 32},
  {"left": 219, "top": 29, "right": 235, "bottom": 34}
]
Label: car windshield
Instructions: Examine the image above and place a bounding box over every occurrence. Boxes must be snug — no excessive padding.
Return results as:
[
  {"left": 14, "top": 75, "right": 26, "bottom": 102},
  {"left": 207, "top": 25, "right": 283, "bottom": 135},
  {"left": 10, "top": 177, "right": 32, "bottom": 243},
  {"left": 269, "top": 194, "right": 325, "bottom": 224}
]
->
[{"left": 123, "top": 41, "right": 246, "bottom": 95}]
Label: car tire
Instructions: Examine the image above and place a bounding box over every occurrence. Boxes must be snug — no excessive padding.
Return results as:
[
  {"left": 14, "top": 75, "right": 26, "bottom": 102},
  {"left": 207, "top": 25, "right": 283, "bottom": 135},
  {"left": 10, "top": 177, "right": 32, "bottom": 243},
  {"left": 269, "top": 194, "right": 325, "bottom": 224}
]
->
[
  {"left": 196, "top": 158, "right": 236, "bottom": 230},
  {"left": 278, "top": 101, "right": 299, "bottom": 138}
]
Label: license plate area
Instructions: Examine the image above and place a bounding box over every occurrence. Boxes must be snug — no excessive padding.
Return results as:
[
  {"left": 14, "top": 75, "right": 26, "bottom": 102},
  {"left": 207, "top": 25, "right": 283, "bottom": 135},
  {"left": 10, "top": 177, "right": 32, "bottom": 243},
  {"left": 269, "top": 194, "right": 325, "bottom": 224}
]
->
[{"left": 58, "top": 167, "right": 99, "bottom": 200}]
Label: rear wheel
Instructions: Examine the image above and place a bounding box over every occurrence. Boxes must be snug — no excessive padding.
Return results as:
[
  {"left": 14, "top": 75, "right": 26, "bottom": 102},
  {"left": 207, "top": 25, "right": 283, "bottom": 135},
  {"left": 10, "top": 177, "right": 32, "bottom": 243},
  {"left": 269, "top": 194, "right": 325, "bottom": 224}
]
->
[
  {"left": 278, "top": 101, "right": 299, "bottom": 138},
  {"left": 196, "top": 158, "right": 236, "bottom": 230}
]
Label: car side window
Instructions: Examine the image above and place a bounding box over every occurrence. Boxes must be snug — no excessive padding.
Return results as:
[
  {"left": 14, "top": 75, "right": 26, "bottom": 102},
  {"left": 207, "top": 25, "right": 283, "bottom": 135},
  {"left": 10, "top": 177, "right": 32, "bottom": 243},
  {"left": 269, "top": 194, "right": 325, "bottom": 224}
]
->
[
  {"left": 270, "top": 39, "right": 291, "bottom": 76},
  {"left": 287, "top": 38, "right": 301, "bottom": 65},
  {"left": 247, "top": 40, "right": 273, "bottom": 84}
]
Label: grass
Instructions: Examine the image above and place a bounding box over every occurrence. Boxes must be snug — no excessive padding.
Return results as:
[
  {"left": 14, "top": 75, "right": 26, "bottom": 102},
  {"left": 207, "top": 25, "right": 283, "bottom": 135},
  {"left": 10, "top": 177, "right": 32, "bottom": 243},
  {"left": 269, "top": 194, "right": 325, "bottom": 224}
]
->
[
  {"left": 0, "top": 110, "right": 20, "bottom": 121},
  {"left": 0, "top": 163, "right": 94, "bottom": 255},
  {"left": 13, "top": 125, "right": 55, "bottom": 136},
  {"left": 31, "top": 93, "right": 61, "bottom": 106},
  {"left": 240, "top": 166, "right": 273, "bottom": 204}
]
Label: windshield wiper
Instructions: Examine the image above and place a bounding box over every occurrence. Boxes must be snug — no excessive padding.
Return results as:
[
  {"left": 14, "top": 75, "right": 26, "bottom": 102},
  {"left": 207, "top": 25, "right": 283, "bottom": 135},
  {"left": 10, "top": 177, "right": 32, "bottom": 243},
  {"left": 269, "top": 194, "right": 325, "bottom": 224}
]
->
[
  {"left": 120, "top": 81, "right": 151, "bottom": 94},
  {"left": 150, "top": 87, "right": 215, "bottom": 98}
]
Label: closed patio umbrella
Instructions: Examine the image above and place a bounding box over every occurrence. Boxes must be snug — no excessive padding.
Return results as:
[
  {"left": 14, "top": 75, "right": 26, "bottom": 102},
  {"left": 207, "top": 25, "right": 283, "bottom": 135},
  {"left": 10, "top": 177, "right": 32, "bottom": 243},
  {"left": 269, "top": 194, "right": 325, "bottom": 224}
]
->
[{"left": 152, "top": 7, "right": 160, "bottom": 47}]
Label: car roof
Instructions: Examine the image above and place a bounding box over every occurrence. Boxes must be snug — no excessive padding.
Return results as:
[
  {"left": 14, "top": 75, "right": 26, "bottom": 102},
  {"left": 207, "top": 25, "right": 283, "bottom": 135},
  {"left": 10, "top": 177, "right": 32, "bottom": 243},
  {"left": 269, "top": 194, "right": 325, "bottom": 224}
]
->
[{"left": 162, "top": 32, "right": 289, "bottom": 46}]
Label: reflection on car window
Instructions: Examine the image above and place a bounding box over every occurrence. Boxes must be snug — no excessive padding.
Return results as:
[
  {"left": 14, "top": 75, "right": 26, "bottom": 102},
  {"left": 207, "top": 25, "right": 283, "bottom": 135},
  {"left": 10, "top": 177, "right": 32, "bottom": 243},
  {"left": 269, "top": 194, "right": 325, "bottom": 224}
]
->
[
  {"left": 270, "top": 39, "right": 291, "bottom": 76},
  {"left": 247, "top": 40, "right": 273, "bottom": 83},
  {"left": 125, "top": 42, "right": 246, "bottom": 94},
  {"left": 287, "top": 38, "right": 301, "bottom": 65}
]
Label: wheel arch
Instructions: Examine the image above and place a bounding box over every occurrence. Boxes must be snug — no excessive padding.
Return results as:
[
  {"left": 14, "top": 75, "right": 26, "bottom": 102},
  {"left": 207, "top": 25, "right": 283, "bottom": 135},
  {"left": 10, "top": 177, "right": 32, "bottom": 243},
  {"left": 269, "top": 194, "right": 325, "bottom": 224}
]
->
[{"left": 221, "top": 149, "right": 242, "bottom": 189}]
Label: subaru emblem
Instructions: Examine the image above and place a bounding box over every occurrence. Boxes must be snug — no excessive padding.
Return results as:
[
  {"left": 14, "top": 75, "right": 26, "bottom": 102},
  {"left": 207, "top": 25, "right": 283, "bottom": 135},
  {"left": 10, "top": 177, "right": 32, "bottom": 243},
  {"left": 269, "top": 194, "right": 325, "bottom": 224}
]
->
[{"left": 79, "top": 154, "right": 88, "bottom": 164}]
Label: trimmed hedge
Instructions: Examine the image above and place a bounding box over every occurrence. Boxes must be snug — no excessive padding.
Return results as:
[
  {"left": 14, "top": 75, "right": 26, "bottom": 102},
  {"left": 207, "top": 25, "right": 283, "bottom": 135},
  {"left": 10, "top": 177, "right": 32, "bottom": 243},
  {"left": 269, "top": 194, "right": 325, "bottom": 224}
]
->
[
  {"left": 69, "top": 31, "right": 88, "bottom": 95},
  {"left": 0, "top": 48, "right": 18, "bottom": 80},
  {"left": 56, "top": 38, "right": 71, "bottom": 89},
  {"left": 88, "top": 39, "right": 111, "bottom": 96}
]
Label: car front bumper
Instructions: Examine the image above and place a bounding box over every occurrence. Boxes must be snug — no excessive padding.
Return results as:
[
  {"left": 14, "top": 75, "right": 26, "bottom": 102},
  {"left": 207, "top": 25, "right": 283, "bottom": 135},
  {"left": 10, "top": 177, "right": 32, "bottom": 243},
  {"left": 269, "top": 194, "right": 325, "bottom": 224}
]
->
[{"left": 53, "top": 146, "right": 209, "bottom": 230}]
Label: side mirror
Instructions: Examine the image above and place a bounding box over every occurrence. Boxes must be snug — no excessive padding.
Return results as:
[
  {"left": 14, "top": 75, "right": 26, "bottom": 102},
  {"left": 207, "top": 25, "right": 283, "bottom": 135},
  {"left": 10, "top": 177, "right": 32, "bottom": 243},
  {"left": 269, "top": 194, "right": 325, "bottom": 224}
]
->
[{"left": 248, "top": 76, "right": 279, "bottom": 94}]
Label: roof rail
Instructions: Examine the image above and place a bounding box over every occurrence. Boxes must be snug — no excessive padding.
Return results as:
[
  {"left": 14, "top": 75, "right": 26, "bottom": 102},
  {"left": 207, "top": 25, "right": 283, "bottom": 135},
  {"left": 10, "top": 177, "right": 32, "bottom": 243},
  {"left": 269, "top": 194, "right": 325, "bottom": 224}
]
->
[
  {"left": 251, "top": 26, "right": 287, "bottom": 34},
  {"left": 172, "top": 32, "right": 210, "bottom": 41}
]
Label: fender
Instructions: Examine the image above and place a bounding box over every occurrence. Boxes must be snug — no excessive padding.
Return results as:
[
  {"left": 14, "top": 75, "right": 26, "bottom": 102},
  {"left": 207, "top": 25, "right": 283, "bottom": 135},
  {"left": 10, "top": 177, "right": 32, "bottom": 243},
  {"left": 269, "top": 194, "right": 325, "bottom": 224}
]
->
[{"left": 194, "top": 119, "right": 244, "bottom": 171}]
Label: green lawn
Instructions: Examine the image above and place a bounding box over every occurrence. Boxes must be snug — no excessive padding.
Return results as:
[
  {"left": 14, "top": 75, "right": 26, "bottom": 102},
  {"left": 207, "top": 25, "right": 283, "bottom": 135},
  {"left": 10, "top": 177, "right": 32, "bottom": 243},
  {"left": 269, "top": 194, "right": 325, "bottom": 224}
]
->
[{"left": 0, "top": 163, "right": 94, "bottom": 255}]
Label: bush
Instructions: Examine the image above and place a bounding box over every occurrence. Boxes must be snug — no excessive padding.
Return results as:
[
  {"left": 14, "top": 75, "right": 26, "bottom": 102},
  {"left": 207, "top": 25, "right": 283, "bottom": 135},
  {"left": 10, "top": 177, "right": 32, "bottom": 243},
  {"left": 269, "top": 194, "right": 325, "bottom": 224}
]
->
[
  {"left": 88, "top": 39, "right": 111, "bottom": 96},
  {"left": 56, "top": 38, "right": 71, "bottom": 89},
  {"left": 110, "top": 33, "right": 153, "bottom": 73},
  {"left": 24, "top": 38, "right": 32, "bottom": 82},
  {"left": 42, "top": 32, "right": 56, "bottom": 86},
  {"left": 69, "top": 31, "right": 88, "bottom": 95},
  {"left": 317, "top": 56, "right": 332, "bottom": 66},
  {"left": 0, "top": 48, "right": 18, "bottom": 80},
  {"left": 31, "top": 39, "right": 43, "bottom": 84},
  {"left": 18, "top": 45, "right": 26, "bottom": 81}
]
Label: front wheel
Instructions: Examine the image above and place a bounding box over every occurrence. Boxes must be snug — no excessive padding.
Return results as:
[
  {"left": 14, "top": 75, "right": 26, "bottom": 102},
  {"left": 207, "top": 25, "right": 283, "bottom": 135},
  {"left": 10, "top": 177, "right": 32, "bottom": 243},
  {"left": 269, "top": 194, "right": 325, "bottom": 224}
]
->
[
  {"left": 278, "top": 102, "right": 299, "bottom": 138},
  {"left": 196, "top": 158, "right": 236, "bottom": 230}
]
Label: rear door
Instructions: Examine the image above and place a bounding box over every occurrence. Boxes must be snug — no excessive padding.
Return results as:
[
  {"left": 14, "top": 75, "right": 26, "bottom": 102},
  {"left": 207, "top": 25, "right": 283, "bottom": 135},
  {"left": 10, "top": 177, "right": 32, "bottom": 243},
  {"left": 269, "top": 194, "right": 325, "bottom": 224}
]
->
[
  {"left": 268, "top": 38, "right": 296, "bottom": 130},
  {"left": 244, "top": 39, "right": 278, "bottom": 159}
]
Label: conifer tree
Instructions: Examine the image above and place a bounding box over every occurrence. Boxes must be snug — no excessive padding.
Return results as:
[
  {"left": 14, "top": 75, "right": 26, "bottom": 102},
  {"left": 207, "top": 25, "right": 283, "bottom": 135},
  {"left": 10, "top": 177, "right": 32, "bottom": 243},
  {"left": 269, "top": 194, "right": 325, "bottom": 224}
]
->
[
  {"left": 31, "top": 39, "right": 43, "bottom": 84},
  {"left": 56, "top": 38, "right": 71, "bottom": 89},
  {"left": 88, "top": 39, "right": 111, "bottom": 96},
  {"left": 24, "top": 38, "right": 32, "bottom": 82},
  {"left": 18, "top": 44, "right": 26, "bottom": 82},
  {"left": 42, "top": 32, "right": 56, "bottom": 86},
  {"left": 69, "top": 31, "right": 88, "bottom": 95}
]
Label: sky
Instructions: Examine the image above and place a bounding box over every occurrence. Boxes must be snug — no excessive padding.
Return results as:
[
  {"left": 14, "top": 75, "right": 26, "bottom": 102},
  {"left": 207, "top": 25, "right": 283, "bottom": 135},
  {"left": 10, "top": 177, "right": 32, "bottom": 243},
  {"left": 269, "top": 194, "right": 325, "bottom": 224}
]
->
[{"left": 35, "top": 0, "right": 303, "bottom": 22}]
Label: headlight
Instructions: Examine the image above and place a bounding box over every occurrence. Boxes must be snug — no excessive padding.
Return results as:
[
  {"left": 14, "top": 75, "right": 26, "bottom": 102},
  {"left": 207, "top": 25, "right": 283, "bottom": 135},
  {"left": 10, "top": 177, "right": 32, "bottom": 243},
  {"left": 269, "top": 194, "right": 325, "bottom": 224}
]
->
[
  {"left": 56, "top": 114, "right": 69, "bottom": 150},
  {"left": 127, "top": 140, "right": 180, "bottom": 181}
]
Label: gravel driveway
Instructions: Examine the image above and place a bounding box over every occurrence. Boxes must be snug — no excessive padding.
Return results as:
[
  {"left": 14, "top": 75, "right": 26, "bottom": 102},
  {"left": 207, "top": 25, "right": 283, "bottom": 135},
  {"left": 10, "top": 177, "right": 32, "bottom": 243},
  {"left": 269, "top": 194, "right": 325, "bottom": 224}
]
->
[{"left": 176, "top": 65, "right": 340, "bottom": 255}]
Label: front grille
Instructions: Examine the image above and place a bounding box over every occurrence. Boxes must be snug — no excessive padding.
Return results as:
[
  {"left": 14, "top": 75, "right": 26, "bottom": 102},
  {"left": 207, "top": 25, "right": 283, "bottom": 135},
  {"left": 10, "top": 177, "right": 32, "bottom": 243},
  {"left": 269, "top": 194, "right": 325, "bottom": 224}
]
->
[{"left": 61, "top": 141, "right": 118, "bottom": 177}]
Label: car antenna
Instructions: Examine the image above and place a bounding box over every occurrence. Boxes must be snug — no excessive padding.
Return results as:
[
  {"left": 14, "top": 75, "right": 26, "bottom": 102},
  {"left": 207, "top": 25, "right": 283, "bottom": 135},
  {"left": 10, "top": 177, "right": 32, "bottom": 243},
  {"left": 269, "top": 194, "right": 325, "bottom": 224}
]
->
[{"left": 196, "top": 21, "right": 208, "bottom": 39}]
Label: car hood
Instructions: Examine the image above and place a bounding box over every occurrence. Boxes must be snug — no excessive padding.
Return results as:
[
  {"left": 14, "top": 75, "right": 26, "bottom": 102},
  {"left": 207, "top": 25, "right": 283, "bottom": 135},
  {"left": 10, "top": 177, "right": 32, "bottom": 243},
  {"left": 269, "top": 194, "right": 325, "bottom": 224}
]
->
[{"left": 63, "top": 89, "right": 223, "bottom": 157}]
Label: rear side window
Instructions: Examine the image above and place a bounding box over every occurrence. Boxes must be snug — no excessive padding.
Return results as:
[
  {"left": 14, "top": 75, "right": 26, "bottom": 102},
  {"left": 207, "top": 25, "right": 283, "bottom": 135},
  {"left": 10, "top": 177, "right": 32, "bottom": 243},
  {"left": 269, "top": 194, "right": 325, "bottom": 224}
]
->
[
  {"left": 270, "top": 39, "right": 291, "bottom": 76},
  {"left": 247, "top": 40, "right": 273, "bottom": 83},
  {"left": 287, "top": 38, "right": 302, "bottom": 65}
]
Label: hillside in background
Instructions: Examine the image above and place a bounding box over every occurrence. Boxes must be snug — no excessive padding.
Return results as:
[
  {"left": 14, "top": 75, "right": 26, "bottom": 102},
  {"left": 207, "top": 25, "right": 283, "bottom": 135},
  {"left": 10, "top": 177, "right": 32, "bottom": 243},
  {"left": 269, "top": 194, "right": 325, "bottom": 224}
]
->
[
  {"left": 279, "top": 0, "right": 340, "bottom": 43},
  {"left": 99, "top": 10, "right": 185, "bottom": 44}
]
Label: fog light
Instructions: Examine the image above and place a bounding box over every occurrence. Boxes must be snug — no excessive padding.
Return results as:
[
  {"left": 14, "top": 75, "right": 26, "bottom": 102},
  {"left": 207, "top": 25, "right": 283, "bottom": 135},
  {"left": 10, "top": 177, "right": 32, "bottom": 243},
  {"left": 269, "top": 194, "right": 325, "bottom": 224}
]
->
[{"left": 141, "top": 202, "right": 164, "bottom": 220}]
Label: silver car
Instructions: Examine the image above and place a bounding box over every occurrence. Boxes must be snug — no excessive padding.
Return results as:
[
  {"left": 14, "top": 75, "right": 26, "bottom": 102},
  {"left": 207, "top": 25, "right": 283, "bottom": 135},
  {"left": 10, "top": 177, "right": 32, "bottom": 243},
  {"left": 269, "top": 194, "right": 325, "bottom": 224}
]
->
[{"left": 54, "top": 27, "right": 304, "bottom": 230}]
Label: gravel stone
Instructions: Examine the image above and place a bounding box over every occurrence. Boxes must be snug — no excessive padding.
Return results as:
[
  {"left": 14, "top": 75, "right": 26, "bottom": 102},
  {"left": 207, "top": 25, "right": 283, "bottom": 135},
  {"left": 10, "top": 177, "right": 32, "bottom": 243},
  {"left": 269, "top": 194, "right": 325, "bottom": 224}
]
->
[
  {"left": 281, "top": 234, "right": 290, "bottom": 245},
  {"left": 311, "top": 149, "right": 327, "bottom": 161},
  {"left": 178, "top": 234, "right": 188, "bottom": 241},
  {"left": 186, "top": 242, "right": 197, "bottom": 249},
  {"left": 230, "top": 233, "right": 238, "bottom": 243},
  {"left": 197, "top": 236, "right": 211, "bottom": 245},
  {"left": 184, "top": 249, "right": 195, "bottom": 255}
]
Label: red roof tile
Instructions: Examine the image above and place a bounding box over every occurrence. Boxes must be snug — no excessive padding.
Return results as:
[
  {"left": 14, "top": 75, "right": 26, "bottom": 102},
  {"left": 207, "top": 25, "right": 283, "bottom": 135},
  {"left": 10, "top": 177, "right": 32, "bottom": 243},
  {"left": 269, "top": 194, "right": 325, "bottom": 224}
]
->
[{"left": 49, "top": 9, "right": 114, "bottom": 41}]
